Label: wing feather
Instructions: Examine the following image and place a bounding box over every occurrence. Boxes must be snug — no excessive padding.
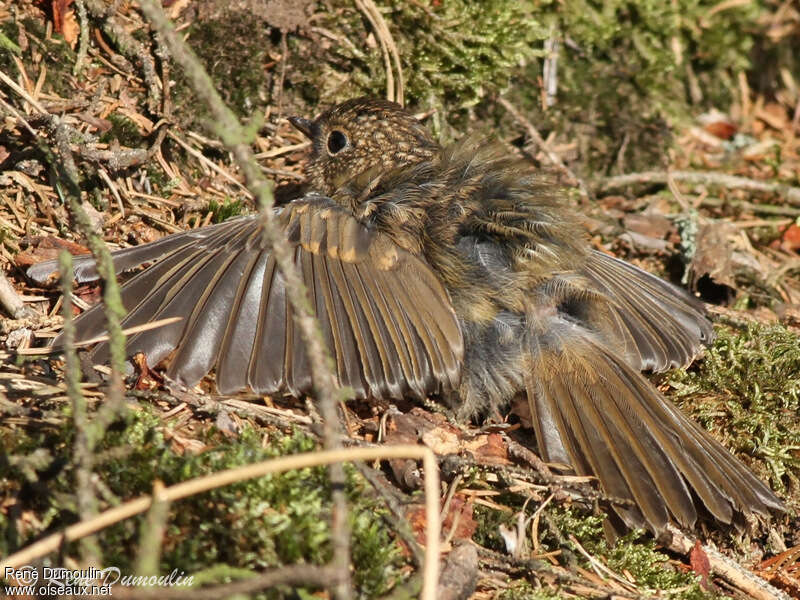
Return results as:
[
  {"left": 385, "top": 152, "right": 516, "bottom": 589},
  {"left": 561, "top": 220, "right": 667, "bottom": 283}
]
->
[
  {"left": 582, "top": 251, "right": 713, "bottom": 371},
  {"left": 36, "top": 198, "right": 463, "bottom": 399}
]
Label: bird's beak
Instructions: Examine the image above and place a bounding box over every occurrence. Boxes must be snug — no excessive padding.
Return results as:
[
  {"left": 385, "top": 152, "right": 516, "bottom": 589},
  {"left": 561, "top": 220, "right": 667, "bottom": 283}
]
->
[{"left": 288, "top": 116, "right": 314, "bottom": 139}]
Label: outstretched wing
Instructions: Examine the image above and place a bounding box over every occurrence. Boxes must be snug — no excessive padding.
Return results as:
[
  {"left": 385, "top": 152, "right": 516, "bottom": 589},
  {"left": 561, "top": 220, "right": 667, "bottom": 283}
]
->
[
  {"left": 581, "top": 250, "right": 714, "bottom": 372},
  {"left": 28, "top": 197, "right": 463, "bottom": 399}
]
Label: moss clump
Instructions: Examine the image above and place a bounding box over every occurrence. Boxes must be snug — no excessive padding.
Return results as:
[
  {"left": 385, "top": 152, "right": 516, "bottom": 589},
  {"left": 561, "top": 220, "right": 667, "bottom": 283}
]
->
[
  {"left": 1, "top": 407, "right": 407, "bottom": 597},
  {"left": 500, "top": 581, "right": 564, "bottom": 600},
  {"left": 100, "top": 113, "right": 146, "bottom": 147},
  {"left": 389, "top": 1, "right": 548, "bottom": 109},
  {"left": 665, "top": 323, "right": 800, "bottom": 495},
  {"left": 174, "top": 11, "right": 277, "bottom": 125},
  {"left": 301, "top": 0, "right": 547, "bottom": 113},
  {"left": 549, "top": 509, "right": 714, "bottom": 598},
  {"left": 2, "top": 18, "right": 78, "bottom": 100},
  {"left": 472, "top": 501, "right": 517, "bottom": 553},
  {"left": 500, "top": 0, "right": 763, "bottom": 175},
  {"left": 205, "top": 198, "right": 244, "bottom": 223}
]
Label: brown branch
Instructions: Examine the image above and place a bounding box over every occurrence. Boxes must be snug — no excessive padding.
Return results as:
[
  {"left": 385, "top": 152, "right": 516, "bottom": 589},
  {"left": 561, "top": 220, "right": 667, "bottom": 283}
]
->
[
  {"left": 48, "top": 118, "right": 128, "bottom": 430},
  {"left": 596, "top": 170, "right": 800, "bottom": 207},
  {"left": 667, "top": 527, "right": 792, "bottom": 600},
  {"left": 0, "top": 271, "right": 35, "bottom": 319},
  {"left": 59, "top": 250, "right": 101, "bottom": 564}
]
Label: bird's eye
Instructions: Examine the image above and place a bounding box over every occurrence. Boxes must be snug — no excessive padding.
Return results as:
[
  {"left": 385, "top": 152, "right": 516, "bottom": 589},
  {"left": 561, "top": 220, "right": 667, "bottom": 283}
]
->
[{"left": 326, "top": 130, "right": 348, "bottom": 155}]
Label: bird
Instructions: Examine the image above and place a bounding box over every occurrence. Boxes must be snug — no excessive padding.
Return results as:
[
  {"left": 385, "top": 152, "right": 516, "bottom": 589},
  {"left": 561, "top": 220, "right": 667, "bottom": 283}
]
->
[{"left": 28, "top": 97, "right": 783, "bottom": 536}]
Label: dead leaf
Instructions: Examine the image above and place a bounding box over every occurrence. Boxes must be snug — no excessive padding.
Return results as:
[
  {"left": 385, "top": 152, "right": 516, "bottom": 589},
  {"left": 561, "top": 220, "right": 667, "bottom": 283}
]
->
[
  {"left": 442, "top": 495, "right": 477, "bottom": 542},
  {"left": 623, "top": 213, "right": 674, "bottom": 239},
  {"left": 781, "top": 223, "right": 800, "bottom": 253},
  {"left": 15, "top": 236, "right": 90, "bottom": 273},
  {"left": 742, "top": 138, "right": 779, "bottom": 161},
  {"left": 756, "top": 544, "right": 800, "bottom": 597},
  {"left": 698, "top": 109, "right": 737, "bottom": 140},
  {"left": 421, "top": 426, "right": 460, "bottom": 455},
  {"left": 463, "top": 433, "right": 510, "bottom": 464},
  {"left": 61, "top": 8, "right": 78, "bottom": 47},
  {"left": 51, "top": 0, "right": 78, "bottom": 47},
  {"left": 756, "top": 102, "right": 789, "bottom": 130},
  {"left": 689, "top": 540, "right": 712, "bottom": 591},
  {"left": 689, "top": 220, "right": 740, "bottom": 289}
]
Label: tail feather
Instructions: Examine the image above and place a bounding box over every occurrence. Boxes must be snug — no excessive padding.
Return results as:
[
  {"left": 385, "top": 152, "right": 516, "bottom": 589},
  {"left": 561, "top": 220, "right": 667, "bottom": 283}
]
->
[{"left": 526, "top": 336, "right": 781, "bottom": 534}]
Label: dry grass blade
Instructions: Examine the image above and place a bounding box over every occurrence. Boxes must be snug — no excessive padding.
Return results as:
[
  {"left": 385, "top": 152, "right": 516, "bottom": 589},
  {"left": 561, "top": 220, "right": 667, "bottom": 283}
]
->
[
  {"left": 353, "top": 0, "right": 404, "bottom": 105},
  {"left": 15, "top": 317, "right": 184, "bottom": 354}
]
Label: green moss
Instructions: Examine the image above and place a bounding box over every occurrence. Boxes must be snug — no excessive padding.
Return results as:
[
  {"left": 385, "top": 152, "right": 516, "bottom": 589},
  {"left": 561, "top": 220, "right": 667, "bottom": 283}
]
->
[
  {"left": 100, "top": 113, "right": 146, "bottom": 147},
  {"left": 301, "top": 1, "right": 547, "bottom": 114},
  {"left": 500, "top": 581, "right": 563, "bottom": 600},
  {"left": 205, "top": 198, "right": 245, "bottom": 223},
  {"left": 665, "top": 323, "right": 800, "bottom": 495},
  {"left": 1, "top": 407, "right": 407, "bottom": 596},
  {"left": 4, "top": 18, "right": 78, "bottom": 99},
  {"left": 291, "top": 0, "right": 773, "bottom": 172},
  {"left": 122, "top": 0, "right": 793, "bottom": 174},
  {"left": 549, "top": 509, "right": 715, "bottom": 598},
  {"left": 472, "top": 501, "right": 517, "bottom": 553},
  {"left": 392, "top": 1, "right": 548, "bottom": 109},
  {"left": 174, "top": 12, "right": 276, "bottom": 125}
]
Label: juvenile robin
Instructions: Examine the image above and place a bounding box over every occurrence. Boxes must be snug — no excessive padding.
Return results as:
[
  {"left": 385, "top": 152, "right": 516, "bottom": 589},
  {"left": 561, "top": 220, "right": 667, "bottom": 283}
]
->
[{"left": 28, "top": 97, "right": 783, "bottom": 535}]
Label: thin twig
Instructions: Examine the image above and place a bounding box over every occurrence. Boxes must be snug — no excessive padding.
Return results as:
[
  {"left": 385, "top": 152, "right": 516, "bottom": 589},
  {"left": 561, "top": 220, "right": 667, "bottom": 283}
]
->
[
  {"left": 134, "top": 480, "right": 170, "bottom": 577},
  {"left": 49, "top": 119, "right": 128, "bottom": 423},
  {"left": 597, "top": 170, "right": 800, "bottom": 207},
  {"left": 497, "top": 96, "right": 590, "bottom": 200},
  {"left": 85, "top": 0, "right": 161, "bottom": 111},
  {"left": 667, "top": 526, "right": 792, "bottom": 600},
  {"left": 353, "top": 0, "right": 404, "bottom": 105},
  {"left": 59, "top": 250, "right": 101, "bottom": 563},
  {"left": 73, "top": 0, "right": 90, "bottom": 76},
  {"left": 15, "top": 317, "right": 183, "bottom": 354},
  {"left": 135, "top": 3, "right": 359, "bottom": 597}
]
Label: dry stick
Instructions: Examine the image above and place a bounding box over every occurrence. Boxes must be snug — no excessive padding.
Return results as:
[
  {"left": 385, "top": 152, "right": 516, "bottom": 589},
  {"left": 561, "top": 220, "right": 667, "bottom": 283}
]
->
[
  {"left": 49, "top": 119, "right": 128, "bottom": 432},
  {"left": 0, "top": 271, "right": 35, "bottom": 319},
  {"left": 0, "top": 67, "right": 47, "bottom": 113},
  {"left": 73, "top": 0, "right": 90, "bottom": 76},
  {"left": 0, "top": 445, "right": 442, "bottom": 600},
  {"left": 497, "top": 96, "right": 590, "bottom": 201},
  {"left": 667, "top": 526, "right": 791, "bottom": 600},
  {"left": 597, "top": 170, "right": 800, "bottom": 207},
  {"left": 134, "top": 480, "right": 169, "bottom": 577},
  {"left": 84, "top": 0, "right": 161, "bottom": 112},
  {"left": 16, "top": 317, "right": 183, "bottom": 354},
  {"left": 136, "top": 2, "right": 357, "bottom": 597}
]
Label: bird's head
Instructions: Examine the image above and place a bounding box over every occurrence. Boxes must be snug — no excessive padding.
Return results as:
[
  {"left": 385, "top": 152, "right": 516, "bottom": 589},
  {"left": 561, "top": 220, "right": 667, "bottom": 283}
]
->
[{"left": 289, "top": 97, "right": 439, "bottom": 196}]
